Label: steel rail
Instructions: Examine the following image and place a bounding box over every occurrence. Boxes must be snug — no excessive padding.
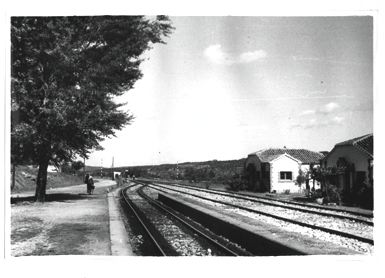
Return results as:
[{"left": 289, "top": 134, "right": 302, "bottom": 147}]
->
[
  {"left": 140, "top": 178, "right": 373, "bottom": 218},
  {"left": 140, "top": 179, "right": 373, "bottom": 224},
  {"left": 137, "top": 186, "right": 244, "bottom": 256},
  {"left": 121, "top": 185, "right": 167, "bottom": 256},
  {"left": 140, "top": 181, "right": 374, "bottom": 245}
]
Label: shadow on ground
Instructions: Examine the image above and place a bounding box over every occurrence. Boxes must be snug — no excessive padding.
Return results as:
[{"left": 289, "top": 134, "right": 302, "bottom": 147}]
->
[
  {"left": 11, "top": 193, "right": 99, "bottom": 204},
  {"left": 292, "top": 196, "right": 314, "bottom": 203}
]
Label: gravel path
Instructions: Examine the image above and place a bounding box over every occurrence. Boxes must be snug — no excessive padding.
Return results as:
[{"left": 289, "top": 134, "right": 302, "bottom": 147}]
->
[{"left": 11, "top": 179, "right": 116, "bottom": 256}]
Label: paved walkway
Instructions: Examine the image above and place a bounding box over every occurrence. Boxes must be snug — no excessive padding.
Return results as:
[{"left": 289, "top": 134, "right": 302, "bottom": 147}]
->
[
  {"left": 108, "top": 187, "right": 134, "bottom": 255},
  {"left": 10, "top": 179, "right": 133, "bottom": 256}
]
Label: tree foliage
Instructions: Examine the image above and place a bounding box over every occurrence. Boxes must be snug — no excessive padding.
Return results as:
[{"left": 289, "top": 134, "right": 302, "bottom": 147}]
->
[
  {"left": 183, "top": 167, "right": 215, "bottom": 182},
  {"left": 11, "top": 16, "right": 173, "bottom": 201},
  {"left": 62, "top": 160, "right": 85, "bottom": 174},
  {"left": 71, "top": 160, "right": 85, "bottom": 171},
  {"left": 295, "top": 169, "right": 307, "bottom": 188}
]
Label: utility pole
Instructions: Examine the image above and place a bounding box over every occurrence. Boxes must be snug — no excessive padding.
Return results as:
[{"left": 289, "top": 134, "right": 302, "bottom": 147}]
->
[
  {"left": 83, "top": 156, "right": 86, "bottom": 179},
  {"left": 101, "top": 158, "right": 103, "bottom": 177},
  {"left": 111, "top": 156, "right": 115, "bottom": 181}
]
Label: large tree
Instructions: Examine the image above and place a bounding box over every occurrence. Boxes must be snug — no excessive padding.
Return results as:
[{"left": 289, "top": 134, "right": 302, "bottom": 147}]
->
[{"left": 11, "top": 16, "right": 173, "bottom": 201}]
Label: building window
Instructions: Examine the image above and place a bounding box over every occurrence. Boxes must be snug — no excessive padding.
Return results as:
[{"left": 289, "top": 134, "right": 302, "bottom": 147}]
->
[{"left": 280, "top": 171, "right": 292, "bottom": 180}]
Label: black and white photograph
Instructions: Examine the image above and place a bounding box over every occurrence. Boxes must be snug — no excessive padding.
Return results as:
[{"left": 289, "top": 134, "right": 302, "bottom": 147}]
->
[{"left": 2, "top": 0, "right": 384, "bottom": 277}]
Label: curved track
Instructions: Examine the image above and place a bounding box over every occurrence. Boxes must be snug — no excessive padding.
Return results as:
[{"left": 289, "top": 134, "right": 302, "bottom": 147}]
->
[
  {"left": 121, "top": 183, "right": 251, "bottom": 256},
  {"left": 121, "top": 185, "right": 169, "bottom": 256}
]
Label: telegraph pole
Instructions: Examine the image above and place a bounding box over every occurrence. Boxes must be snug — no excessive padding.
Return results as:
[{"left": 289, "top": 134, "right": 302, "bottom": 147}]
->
[
  {"left": 101, "top": 158, "right": 103, "bottom": 177},
  {"left": 83, "top": 156, "right": 86, "bottom": 179},
  {"left": 111, "top": 156, "right": 114, "bottom": 180}
]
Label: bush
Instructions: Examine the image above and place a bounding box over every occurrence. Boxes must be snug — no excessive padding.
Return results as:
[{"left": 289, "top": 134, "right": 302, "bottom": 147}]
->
[
  {"left": 324, "top": 183, "right": 342, "bottom": 205},
  {"left": 356, "top": 186, "right": 373, "bottom": 209},
  {"left": 310, "top": 189, "right": 323, "bottom": 199},
  {"left": 226, "top": 174, "right": 245, "bottom": 192},
  {"left": 183, "top": 167, "right": 216, "bottom": 182}
]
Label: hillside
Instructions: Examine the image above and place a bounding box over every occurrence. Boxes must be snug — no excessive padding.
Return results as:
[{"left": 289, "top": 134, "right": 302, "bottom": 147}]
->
[
  {"left": 91, "top": 158, "right": 246, "bottom": 184},
  {"left": 11, "top": 165, "right": 85, "bottom": 193}
]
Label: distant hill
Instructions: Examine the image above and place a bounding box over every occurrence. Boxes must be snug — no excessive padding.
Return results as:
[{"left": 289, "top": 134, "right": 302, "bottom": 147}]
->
[
  {"left": 88, "top": 158, "right": 246, "bottom": 183},
  {"left": 81, "top": 165, "right": 105, "bottom": 172}
]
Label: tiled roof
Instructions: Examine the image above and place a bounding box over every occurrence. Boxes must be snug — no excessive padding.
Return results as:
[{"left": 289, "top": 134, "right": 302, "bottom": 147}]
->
[
  {"left": 249, "top": 148, "right": 324, "bottom": 164},
  {"left": 335, "top": 133, "right": 373, "bottom": 157}
]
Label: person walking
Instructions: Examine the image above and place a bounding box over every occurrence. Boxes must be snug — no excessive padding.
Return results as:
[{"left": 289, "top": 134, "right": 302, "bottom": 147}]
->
[
  {"left": 84, "top": 173, "right": 90, "bottom": 193},
  {"left": 87, "top": 175, "right": 95, "bottom": 194}
]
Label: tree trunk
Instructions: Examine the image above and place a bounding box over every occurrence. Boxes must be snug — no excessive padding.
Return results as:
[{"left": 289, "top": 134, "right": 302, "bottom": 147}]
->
[
  {"left": 35, "top": 159, "right": 49, "bottom": 202},
  {"left": 11, "top": 164, "right": 16, "bottom": 190}
]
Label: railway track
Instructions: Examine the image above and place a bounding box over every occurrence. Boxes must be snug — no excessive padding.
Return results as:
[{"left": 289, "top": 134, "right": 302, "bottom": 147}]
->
[
  {"left": 121, "top": 183, "right": 251, "bottom": 256},
  {"left": 141, "top": 179, "right": 373, "bottom": 221},
  {"left": 137, "top": 180, "right": 373, "bottom": 253},
  {"left": 121, "top": 184, "right": 172, "bottom": 256}
]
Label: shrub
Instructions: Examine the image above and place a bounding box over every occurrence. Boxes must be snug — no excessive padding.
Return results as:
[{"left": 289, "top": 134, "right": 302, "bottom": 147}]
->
[
  {"left": 226, "top": 174, "right": 245, "bottom": 192},
  {"left": 310, "top": 189, "right": 323, "bottom": 199},
  {"left": 295, "top": 169, "right": 307, "bottom": 188},
  {"left": 356, "top": 185, "right": 373, "bottom": 209},
  {"left": 324, "top": 182, "right": 342, "bottom": 205}
]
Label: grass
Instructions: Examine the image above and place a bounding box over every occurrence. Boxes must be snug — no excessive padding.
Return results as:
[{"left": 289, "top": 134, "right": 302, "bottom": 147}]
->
[{"left": 11, "top": 165, "right": 84, "bottom": 193}]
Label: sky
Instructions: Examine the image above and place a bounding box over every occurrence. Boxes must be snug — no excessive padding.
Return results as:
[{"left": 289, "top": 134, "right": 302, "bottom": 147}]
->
[{"left": 86, "top": 16, "right": 373, "bottom": 167}]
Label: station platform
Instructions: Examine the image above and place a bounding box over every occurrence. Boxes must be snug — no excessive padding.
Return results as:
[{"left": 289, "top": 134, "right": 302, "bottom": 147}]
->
[{"left": 10, "top": 179, "right": 133, "bottom": 256}]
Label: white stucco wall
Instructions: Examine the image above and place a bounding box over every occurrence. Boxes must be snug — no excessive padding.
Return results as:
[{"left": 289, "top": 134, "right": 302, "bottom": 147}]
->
[
  {"left": 270, "top": 155, "right": 301, "bottom": 193},
  {"left": 246, "top": 153, "right": 321, "bottom": 193},
  {"left": 325, "top": 145, "right": 370, "bottom": 173},
  {"left": 113, "top": 171, "right": 121, "bottom": 179}
]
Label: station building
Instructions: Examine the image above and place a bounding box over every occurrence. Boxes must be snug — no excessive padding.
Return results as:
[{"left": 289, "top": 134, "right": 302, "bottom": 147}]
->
[
  {"left": 321, "top": 133, "right": 373, "bottom": 196},
  {"left": 245, "top": 148, "right": 324, "bottom": 193}
]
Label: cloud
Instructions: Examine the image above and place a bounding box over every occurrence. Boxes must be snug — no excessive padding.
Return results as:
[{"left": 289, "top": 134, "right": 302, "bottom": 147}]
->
[
  {"left": 291, "top": 116, "right": 345, "bottom": 129},
  {"left": 297, "top": 102, "right": 340, "bottom": 118},
  {"left": 299, "top": 110, "right": 316, "bottom": 116},
  {"left": 290, "top": 118, "right": 317, "bottom": 129},
  {"left": 239, "top": 50, "right": 267, "bottom": 63},
  {"left": 292, "top": 102, "right": 344, "bottom": 129},
  {"left": 319, "top": 102, "right": 340, "bottom": 114},
  {"left": 204, "top": 44, "right": 266, "bottom": 65},
  {"left": 204, "top": 44, "right": 230, "bottom": 65},
  {"left": 332, "top": 116, "right": 344, "bottom": 124}
]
